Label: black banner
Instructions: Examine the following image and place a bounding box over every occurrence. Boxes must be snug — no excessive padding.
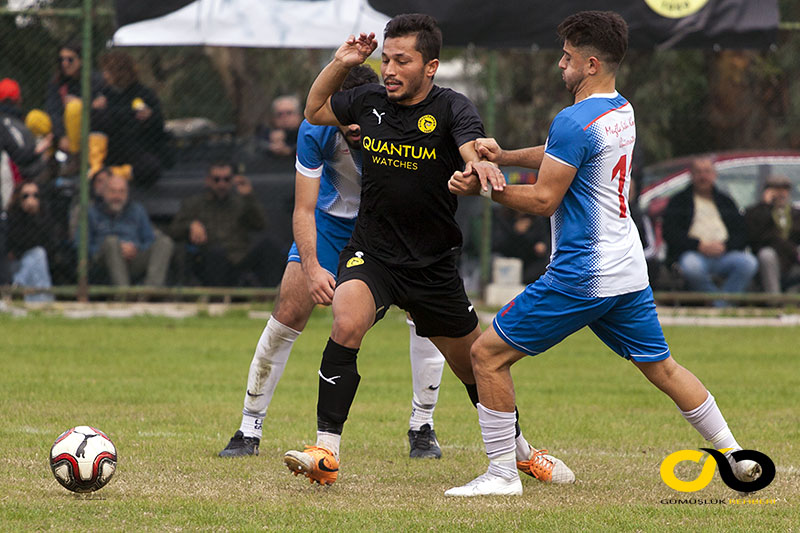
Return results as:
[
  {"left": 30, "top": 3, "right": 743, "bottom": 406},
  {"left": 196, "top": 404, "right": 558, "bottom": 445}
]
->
[{"left": 114, "top": 0, "right": 779, "bottom": 49}]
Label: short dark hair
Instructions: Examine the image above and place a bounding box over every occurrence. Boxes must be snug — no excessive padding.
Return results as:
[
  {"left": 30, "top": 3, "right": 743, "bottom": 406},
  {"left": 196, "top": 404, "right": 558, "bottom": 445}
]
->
[
  {"left": 557, "top": 11, "right": 628, "bottom": 68},
  {"left": 207, "top": 160, "right": 235, "bottom": 174},
  {"left": 384, "top": 13, "right": 442, "bottom": 63},
  {"left": 342, "top": 65, "right": 379, "bottom": 91}
]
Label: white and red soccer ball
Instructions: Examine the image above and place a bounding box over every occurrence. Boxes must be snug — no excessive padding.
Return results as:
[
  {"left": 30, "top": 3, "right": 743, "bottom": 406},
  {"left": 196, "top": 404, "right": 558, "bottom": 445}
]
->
[{"left": 50, "top": 426, "right": 117, "bottom": 493}]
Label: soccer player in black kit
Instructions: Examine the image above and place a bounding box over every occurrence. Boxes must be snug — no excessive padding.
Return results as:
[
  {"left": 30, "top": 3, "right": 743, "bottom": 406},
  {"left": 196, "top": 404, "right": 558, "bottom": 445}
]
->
[{"left": 283, "top": 13, "right": 574, "bottom": 488}]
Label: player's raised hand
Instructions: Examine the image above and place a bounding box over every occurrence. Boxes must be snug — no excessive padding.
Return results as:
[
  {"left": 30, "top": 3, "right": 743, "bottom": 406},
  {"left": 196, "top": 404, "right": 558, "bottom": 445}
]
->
[
  {"left": 335, "top": 32, "right": 378, "bottom": 68},
  {"left": 475, "top": 137, "right": 503, "bottom": 163}
]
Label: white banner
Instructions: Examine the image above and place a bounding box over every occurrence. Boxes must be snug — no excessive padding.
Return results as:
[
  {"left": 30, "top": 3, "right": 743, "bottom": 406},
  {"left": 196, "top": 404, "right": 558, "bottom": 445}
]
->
[{"left": 113, "top": 0, "right": 391, "bottom": 48}]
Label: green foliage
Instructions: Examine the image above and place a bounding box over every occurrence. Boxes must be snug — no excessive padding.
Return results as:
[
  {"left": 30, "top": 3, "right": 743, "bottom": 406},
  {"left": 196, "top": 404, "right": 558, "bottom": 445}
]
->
[{"left": 0, "top": 311, "right": 797, "bottom": 530}]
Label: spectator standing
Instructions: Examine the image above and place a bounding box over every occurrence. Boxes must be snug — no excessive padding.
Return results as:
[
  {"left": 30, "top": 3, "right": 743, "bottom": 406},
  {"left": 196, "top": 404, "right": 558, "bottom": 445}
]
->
[
  {"left": 6, "top": 181, "right": 55, "bottom": 302},
  {"left": 91, "top": 50, "right": 167, "bottom": 187},
  {"left": 44, "top": 40, "right": 105, "bottom": 159},
  {"left": 168, "top": 161, "right": 267, "bottom": 286},
  {"left": 744, "top": 174, "right": 800, "bottom": 293},
  {"left": 88, "top": 173, "right": 173, "bottom": 287},
  {"left": 260, "top": 95, "right": 303, "bottom": 157},
  {"left": 662, "top": 157, "right": 758, "bottom": 305}
]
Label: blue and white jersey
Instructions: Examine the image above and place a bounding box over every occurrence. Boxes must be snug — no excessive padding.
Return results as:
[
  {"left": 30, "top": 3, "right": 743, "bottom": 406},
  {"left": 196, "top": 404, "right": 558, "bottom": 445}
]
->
[
  {"left": 295, "top": 119, "right": 361, "bottom": 219},
  {"left": 542, "top": 91, "right": 648, "bottom": 298}
]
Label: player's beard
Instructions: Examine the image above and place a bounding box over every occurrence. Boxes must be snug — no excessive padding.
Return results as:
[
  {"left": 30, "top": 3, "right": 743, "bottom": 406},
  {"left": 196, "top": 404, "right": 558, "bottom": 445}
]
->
[{"left": 385, "top": 67, "right": 426, "bottom": 104}]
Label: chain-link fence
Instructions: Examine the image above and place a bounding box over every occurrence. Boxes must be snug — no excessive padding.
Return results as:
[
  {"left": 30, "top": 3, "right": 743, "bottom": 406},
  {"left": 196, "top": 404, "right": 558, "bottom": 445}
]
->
[{"left": 2, "top": 1, "right": 800, "bottom": 303}]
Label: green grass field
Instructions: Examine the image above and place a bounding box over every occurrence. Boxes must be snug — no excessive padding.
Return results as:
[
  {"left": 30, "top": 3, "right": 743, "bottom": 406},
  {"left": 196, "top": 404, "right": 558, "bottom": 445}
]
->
[{"left": 1, "top": 308, "right": 798, "bottom": 531}]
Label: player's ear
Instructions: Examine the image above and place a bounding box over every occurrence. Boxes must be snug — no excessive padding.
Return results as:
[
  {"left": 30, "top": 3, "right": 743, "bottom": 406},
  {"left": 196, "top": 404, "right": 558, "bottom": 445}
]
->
[
  {"left": 425, "top": 58, "right": 439, "bottom": 79},
  {"left": 587, "top": 55, "right": 600, "bottom": 75}
]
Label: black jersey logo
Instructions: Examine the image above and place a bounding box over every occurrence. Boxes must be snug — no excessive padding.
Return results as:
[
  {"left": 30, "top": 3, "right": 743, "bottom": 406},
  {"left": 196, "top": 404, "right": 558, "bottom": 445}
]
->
[{"left": 418, "top": 114, "right": 437, "bottom": 133}]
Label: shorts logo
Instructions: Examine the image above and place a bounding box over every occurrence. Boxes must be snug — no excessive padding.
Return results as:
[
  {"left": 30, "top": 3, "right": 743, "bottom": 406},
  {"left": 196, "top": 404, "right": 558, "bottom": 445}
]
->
[
  {"left": 660, "top": 448, "right": 775, "bottom": 493},
  {"left": 346, "top": 251, "right": 365, "bottom": 268},
  {"left": 418, "top": 114, "right": 437, "bottom": 134},
  {"left": 644, "top": 0, "right": 709, "bottom": 19}
]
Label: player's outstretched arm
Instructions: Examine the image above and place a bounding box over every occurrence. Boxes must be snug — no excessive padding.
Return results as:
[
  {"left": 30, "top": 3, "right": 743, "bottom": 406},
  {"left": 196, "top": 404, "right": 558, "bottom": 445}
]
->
[
  {"left": 476, "top": 138, "right": 545, "bottom": 169},
  {"left": 450, "top": 155, "right": 577, "bottom": 217},
  {"left": 293, "top": 172, "right": 336, "bottom": 305},
  {"left": 305, "top": 33, "right": 377, "bottom": 126},
  {"left": 492, "top": 156, "right": 577, "bottom": 216}
]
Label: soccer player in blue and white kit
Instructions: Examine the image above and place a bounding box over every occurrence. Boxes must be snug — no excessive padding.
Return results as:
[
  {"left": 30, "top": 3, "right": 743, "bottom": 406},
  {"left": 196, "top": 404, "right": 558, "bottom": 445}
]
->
[
  {"left": 445, "top": 11, "right": 761, "bottom": 496},
  {"left": 219, "top": 66, "right": 447, "bottom": 459}
]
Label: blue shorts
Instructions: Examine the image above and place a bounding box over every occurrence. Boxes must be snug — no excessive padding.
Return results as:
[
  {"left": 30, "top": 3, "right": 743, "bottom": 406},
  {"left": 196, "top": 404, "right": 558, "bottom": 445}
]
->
[
  {"left": 287, "top": 210, "right": 356, "bottom": 279},
  {"left": 493, "top": 280, "right": 670, "bottom": 362}
]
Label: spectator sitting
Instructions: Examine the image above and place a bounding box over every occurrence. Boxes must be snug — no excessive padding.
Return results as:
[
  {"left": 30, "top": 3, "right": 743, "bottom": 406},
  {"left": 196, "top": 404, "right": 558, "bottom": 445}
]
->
[
  {"left": 492, "top": 206, "right": 550, "bottom": 283},
  {"left": 43, "top": 40, "right": 105, "bottom": 162},
  {"left": 91, "top": 50, "right": 167, "bottom": 188},
  {"left": 87, "top": 173, "right": 173, "bottom": 287},
  {"left": 69, "top": 166, "right": 113, "bottom": 240},
  {"left": 744, "top": 174, "right": 800, "bottom": 293},
  {"left": 168, "top": 161, "right": 267, "bottom": 286},
  {"left": 1, "top": 79, "right": 52, "bottom": 284},
  {"left": 662, "top": 156, "right": 758, "bottom": 306},
  {"left": 259, "top": 95, "right": 302, "bottom": 157},
  {"left": 6, "top": 181, "right": 55, "bottom": 302}
]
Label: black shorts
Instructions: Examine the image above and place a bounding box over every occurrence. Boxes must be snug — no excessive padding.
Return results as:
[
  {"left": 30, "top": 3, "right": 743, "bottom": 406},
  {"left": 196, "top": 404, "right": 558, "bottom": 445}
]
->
[{"left": 336, "top": 246, "right": 479, "bottom": 338}]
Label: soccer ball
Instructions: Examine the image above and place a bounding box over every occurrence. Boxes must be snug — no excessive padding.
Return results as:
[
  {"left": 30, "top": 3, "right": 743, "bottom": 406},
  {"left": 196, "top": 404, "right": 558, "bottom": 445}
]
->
[{"left": 49, "top": 426, "right": 117, "bottom": 493}]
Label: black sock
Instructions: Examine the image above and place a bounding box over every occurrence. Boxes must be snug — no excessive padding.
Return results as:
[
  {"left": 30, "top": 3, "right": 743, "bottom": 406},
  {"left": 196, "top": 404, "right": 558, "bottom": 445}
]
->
[
  {"left": 463, "top": 382, "right": 479, "bottom": 406},
  {"left": 316, "top": 338, "right": 361, "bottom": 435}
]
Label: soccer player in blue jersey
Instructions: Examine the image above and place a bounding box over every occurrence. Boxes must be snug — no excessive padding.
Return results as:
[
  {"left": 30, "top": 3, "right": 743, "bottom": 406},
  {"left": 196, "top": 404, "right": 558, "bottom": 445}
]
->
[
  {"left": 219, "top": 66, "right": 447, "bottom": 459},
  {"left": 445, "top": 11, "right": 761, "bottom": 496}
]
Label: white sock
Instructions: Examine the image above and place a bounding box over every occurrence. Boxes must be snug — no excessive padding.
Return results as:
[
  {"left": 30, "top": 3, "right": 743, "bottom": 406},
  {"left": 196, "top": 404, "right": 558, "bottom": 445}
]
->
[
  {"left": 477, "top": 403, "right": 518, "bottom": 479},
  {"left": 239, "top": 316, "right": 300, "bottom": 439},
  {"left": 316, "top": 431, "right": 341, "bottom": 460},
  {"left": 239, "top": 411, "right": 262, "bottom": 439},
  {"left": 407, "top": 319, "right": 445, "bottom": 430},
  {"left": 515, "top": 433, "right": 532, "bottom": 462},
  {"left": 679, "top": 392, "right": 740, "bottom": 451}
]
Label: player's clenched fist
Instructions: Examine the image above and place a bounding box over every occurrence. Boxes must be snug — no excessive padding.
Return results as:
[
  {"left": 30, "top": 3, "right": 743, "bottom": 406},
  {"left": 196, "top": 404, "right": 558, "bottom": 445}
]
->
[{"left": 334, "top": 32, "right": 378, "bottom": 67}]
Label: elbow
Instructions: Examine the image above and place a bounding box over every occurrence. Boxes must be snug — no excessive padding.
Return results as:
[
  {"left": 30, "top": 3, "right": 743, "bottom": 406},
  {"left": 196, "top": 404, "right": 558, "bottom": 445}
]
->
[{"left": 304, "top": 106, "right": 320, "bottom": 125}]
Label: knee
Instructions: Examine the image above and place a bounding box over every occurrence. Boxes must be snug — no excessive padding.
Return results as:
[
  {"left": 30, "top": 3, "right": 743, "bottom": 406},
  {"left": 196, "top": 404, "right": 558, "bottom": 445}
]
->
[
  {"left": 678, "top": 252, "right": 705, "bottom": 278},
  {"left": 28, "top": 246, "right": 48, "bottom": 263},
  {"left": 330, "top": 313, "right": 370, "bottom": 347},
  {"left": 469, "top": 334, "right": 501, "bottom": 375},
  {"left": 101, "top": 235, "right": 120, "bottom": 253}
]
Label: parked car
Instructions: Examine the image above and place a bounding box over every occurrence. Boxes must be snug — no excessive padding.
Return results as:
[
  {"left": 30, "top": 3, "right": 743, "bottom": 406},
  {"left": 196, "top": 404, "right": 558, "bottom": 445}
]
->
[{"left": 637, "top": 150, "right": 800, "bottom": 262}]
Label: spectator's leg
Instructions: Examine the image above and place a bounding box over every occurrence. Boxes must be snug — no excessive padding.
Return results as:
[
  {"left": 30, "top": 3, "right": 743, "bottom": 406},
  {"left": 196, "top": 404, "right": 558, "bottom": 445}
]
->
[
  {"left": 64, "top": 100, "right": 83, "bottom": 154},
  {"left": 715, "top": 251, "right": 759, "bottom": 294},
  {"left": 100, "top": 235, "right": 130, "bottom": 286},
  {"left": 88, "top": 133, "right": 108, "bottom": 177},
  {"left": 756, "top": 247, "right": 781, "bottom": 294},
  {"left": 143, "top": 233, "right": 174, "bottom": 287},
  {"left": 130, "top": 152, "right": 162, "bottom": 189},
  {"left": 200, "top": 245, "right": 235, "bottom": 286},
  {"left": 12, "top": 246, "right": 54, "bottom": 302},
  {"left": 677, "top": 251, "right": 718, "bottom": 292}
]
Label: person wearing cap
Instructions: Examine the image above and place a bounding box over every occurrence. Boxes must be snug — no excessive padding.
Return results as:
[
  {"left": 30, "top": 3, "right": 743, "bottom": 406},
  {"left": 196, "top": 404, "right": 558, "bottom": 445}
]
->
[
  {"left": 1, "top": 78, "right": 50, "bottom": 194},
  {"left": 744, "top": 174, "right": 800, "bottom": 293},
  {"left": 662, "top": 157, "right": 758, "bottom": 306}
]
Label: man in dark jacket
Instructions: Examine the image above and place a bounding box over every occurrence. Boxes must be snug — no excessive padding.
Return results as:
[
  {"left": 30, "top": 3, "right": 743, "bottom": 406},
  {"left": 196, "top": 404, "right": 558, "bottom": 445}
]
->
[
  {"left": 744, "top": 174, "right": 800, "bottom": 293},
  {"left": 168, "top": 161, "right": 267, "bottom": 286},
  {"left": 662, "top": 157, "right": 758, "bottom": 305}
]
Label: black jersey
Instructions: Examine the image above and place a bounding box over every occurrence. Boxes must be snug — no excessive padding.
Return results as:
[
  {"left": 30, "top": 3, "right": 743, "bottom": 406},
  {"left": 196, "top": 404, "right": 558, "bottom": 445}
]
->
[{"left": 330, "top": 83, "right": 485, "bottom": 267}]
